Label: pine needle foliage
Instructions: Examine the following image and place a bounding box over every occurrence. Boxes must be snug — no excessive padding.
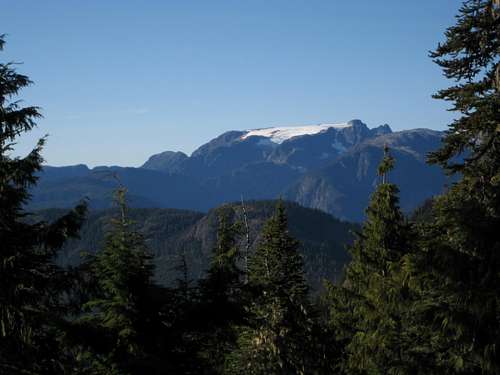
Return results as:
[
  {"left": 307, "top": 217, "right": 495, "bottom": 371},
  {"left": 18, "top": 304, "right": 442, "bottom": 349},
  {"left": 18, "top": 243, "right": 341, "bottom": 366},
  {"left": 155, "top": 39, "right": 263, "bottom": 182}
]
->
[
  {"left": 405, "top": 1, "right": 500, "bottom": 373},
  {"left": 201, "top": 208, "right": 243, "bottom": 308},
  {"left": 326, "top": 148, "right": 416, "bottom": 374},
  {"left": 198, "top": 208, "right": 244, "bottom": 373},
  {"left": 228, "top": 201, "right": 313, "bottom": 375},
  {"left": 78, "top": 188, "right": 164, "bottom": 375},
  {"left": 0, "top": 34, "right": 87, "bottom": 374}
]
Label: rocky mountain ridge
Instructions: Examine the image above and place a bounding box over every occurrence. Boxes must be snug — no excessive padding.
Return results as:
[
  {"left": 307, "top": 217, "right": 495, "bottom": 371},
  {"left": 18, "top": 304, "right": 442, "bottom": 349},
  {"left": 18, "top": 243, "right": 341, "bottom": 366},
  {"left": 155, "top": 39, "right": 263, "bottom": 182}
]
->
[{"left": 31, "top": 120, "right": 448, "bottom": 221}]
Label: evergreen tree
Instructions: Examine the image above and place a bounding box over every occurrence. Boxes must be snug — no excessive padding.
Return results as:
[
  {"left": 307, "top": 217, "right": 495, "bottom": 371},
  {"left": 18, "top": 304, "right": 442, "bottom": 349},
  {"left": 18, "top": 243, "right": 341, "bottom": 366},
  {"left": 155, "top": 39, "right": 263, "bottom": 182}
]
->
[
  {"left": 198, "top": 208, "right": 244, "bottom": 373},
  {"left": 0, "top": 35, "right": 87, "bottom": 373},
  {"left": 405, "top": 1, "right": 500, "bottom": 373},
  {"left": 201, "top": 208, "right": 242, "bottom": 311},
  {"left": 228, "top": 201, "right": 313, "bottom": 374},
  {"left": 77, "top": 188, "right": 167, "bottom": 374},
  {"left": 326, "top": 147, "right": 415, "bottom": 374}
]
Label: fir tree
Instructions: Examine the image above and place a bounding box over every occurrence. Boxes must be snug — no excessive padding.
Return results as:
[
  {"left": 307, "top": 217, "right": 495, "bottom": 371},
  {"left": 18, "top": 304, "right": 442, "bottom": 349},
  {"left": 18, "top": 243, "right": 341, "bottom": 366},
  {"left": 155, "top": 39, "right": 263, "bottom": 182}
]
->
[
  {"left": 198, "top": 208, "right": 244, "bottom": 373},
  {"left": 228, "top": 201, "right": 313, "bottom": 375},
  {"left": 0, "top": 34, "right": 87, "bottom": 373},
  {"left": 77, "top": 188, "right": 167, "bottom": 374},
  {"left": 406, "top": 1, "right": 500, "bottom": 373},
  {"left": 428, "top": 0, "right": 499, "bottom": 175},
  {"left": 201, "top": 208, "right": 242, "bottom": 310},
  {"left": 327, "top": 147, "right": 415, "bottom": 374}
]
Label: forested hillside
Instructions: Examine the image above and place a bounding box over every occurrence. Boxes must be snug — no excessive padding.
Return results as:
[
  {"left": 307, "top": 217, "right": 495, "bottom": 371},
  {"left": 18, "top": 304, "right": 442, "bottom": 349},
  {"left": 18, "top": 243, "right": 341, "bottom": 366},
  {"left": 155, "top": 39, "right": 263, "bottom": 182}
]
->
[{"left": 35, "top": 201, "right": 356, "bottom": 291}]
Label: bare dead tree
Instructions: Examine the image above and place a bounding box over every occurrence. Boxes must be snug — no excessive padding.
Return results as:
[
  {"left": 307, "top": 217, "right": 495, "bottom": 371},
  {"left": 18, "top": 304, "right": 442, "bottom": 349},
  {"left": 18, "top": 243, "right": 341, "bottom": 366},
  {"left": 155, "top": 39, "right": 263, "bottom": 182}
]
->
[{"left": 240, "top": 195, "right": 251, "bottom": 284}]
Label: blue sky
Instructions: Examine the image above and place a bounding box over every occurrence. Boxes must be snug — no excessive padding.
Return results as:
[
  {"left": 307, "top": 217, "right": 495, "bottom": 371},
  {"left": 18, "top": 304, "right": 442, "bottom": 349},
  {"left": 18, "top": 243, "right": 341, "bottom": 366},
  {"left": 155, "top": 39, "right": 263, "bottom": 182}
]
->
[{"left": 3, "top": 0, "right": 461, "bottom": 167}]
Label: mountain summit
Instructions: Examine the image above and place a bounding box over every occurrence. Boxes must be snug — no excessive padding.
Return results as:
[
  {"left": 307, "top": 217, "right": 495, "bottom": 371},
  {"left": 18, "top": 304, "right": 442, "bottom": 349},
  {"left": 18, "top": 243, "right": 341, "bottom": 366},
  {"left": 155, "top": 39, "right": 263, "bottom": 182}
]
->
[
  {"left": 32, "top": 120, "right": 447, "bottom": 221},
  {"left": 143, "top": 119, "right": 392, "bottom": 177}
]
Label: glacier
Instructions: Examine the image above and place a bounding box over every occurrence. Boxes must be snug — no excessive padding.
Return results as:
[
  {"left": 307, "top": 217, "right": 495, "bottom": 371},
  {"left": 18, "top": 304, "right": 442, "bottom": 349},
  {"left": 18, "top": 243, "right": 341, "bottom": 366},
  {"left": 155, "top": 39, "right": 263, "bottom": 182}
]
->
[{"left": 241, "top": 123, "right": 352, "bottom": 144}]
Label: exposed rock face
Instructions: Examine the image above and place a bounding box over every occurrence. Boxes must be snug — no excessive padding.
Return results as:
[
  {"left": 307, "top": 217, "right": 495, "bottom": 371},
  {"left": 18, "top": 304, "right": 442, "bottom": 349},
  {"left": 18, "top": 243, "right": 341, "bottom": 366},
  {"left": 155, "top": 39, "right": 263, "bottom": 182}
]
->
[{"left": 32, "top": 120, "right": 447, "bottom": 221}]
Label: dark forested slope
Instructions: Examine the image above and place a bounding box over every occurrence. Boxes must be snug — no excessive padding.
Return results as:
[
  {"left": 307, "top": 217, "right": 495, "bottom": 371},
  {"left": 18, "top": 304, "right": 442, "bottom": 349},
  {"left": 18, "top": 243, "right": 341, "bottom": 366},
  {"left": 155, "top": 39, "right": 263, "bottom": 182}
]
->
[{"left": 36, "top": 200, "right": 356, "bottom": 290}]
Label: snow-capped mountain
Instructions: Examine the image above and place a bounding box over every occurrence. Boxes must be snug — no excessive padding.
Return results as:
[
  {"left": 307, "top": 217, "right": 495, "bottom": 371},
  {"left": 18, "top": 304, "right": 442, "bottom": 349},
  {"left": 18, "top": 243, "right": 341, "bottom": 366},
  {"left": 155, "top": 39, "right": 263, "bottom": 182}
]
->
[
  {"left": 31, "top": 120, "right": 448, "bottom": 221},
  {"left": 142, "top": 119, "right": 392, "bottom": 177}
]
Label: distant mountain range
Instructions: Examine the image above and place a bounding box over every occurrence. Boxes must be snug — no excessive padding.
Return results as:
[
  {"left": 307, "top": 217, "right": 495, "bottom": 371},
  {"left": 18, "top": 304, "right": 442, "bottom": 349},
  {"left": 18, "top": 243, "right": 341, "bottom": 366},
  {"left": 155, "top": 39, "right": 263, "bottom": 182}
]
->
[
  {"left": 34, "top": 201, "right": 357, "bottom": 290},
  {"left": 32, "top": 120, "right": 449, "bottom": 221}
]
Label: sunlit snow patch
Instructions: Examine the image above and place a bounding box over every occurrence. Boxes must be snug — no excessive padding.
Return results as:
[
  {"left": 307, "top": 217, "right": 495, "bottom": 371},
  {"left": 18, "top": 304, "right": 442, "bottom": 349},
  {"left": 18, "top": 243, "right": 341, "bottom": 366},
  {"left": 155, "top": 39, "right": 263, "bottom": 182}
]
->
[{"left": 241, "top": 123, "right": 351, "bottom": 144}]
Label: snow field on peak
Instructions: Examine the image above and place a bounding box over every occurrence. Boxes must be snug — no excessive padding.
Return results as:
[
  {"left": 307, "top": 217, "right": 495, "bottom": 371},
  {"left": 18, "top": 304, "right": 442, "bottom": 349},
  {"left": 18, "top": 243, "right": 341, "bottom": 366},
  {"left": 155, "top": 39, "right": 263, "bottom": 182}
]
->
[{"left": 241, "top": 123, "right": 351, "bottom": 144}]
